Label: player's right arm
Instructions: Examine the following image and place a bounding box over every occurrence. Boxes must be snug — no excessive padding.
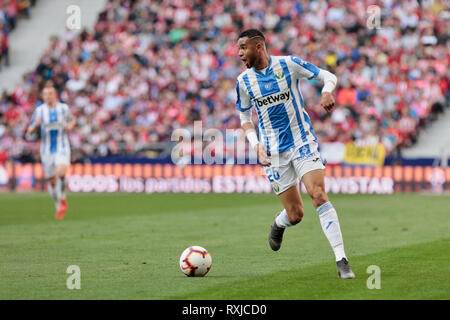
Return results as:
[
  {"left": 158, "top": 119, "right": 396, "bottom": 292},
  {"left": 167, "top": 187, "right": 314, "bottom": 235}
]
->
[
  {"left": 236, "top": 79, "right": 271, "bottom": 166},
  {"left": 26, "top": 107, "right": 42, "bottom": 135}
]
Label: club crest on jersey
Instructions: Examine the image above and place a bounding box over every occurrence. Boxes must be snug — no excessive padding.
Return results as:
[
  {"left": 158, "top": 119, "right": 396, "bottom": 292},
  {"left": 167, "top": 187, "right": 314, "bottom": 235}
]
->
[
  {"left": 256, "top": 90, "right": 290, "bottom": 108},
  {"left": 264, "top": 83, "right": 272, "bottom": 91},
  {"left": 274, "top": 69, "right": 285, "bottom": 79}
]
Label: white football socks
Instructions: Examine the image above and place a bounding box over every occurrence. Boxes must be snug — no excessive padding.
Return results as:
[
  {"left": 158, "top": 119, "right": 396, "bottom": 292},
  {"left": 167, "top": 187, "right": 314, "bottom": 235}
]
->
[
  {"left": 274, "top": 209, "right": 292, "bottom": 228},
  {"left": 48, "top": 183, "right": 60, "bottom": 210},
  {"left": 58, "top": 177, "right": 66, "bottom": 200},
  {"left": 316, "top": 202, "right": 347, "bottom": 261}
]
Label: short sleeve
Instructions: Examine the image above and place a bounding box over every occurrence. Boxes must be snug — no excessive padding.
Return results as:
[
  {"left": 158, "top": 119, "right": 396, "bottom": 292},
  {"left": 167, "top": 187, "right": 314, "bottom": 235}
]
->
[
  {"left": 236, "top": 79, "right": 252, "bottom": 112},
  {"left": 289, "top": 56, "right": 320, "bottom": 80}
]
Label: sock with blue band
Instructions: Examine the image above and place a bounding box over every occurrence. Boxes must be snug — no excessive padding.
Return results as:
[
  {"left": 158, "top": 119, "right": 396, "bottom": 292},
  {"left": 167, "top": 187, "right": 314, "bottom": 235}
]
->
[{"left": 316, "top": 201, "right": 347, "bottom": 261}]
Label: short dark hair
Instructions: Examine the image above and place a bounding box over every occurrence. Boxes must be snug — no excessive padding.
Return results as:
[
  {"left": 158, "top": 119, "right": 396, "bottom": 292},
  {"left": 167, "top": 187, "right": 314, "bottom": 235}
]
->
[
  {"left": 238, "top": 29, "right": 265, "bottom": 41},
  {"left": 43, "top": 80, "right": 55, "bottom": 89}
]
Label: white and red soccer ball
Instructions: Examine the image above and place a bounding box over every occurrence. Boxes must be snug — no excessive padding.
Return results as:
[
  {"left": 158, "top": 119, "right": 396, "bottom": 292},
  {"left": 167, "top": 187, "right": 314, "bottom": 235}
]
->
[{"left": 179, "top": 246, "right": 212, "bottom": 277}]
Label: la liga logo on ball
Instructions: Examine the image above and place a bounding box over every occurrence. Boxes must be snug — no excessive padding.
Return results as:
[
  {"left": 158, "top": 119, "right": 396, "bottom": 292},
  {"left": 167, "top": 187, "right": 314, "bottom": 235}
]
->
[{"left": 179, "top": 246, "right": 212, "bottom": 277}]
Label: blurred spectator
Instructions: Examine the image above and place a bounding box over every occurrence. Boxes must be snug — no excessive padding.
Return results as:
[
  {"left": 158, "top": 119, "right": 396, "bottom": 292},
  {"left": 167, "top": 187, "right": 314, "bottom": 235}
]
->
[
  {"left": 17, "top": 0, "right": 31, "bottom": 19},
  {"left": 1, "top": 0, "right": 18, "bottom": 30},
  {"left": 0, "top": 21, "right": 9, "bottom": 68}
]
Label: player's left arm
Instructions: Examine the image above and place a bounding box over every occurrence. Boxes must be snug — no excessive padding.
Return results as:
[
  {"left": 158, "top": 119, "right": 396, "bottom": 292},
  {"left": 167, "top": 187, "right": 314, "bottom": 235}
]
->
[
  {"left": 63, "top": 104, "right": 76, "bottom": 131},
  {"left": 289, "top": 56, "right": 337, "bottom": 113},
  {"left": 316, "top": 69, "right": 337, "bottom": 113}
]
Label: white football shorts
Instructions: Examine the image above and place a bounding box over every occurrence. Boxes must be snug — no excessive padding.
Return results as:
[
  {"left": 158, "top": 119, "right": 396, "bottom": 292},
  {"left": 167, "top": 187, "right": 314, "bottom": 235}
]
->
[
  {"left": 263, "top": 143, "right": 326, "bottom": 195},
  {"left": 41, "top": 152, "right": 70, "bottom": 179}
]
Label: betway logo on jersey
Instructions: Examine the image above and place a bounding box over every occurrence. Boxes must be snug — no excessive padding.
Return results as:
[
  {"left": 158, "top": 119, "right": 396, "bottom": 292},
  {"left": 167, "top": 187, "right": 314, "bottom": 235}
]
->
[
  {"left": 44, "top": 122, "right": 62, "bottom": 130},
  {"left": 256, "top": 90, "right": 290, "bottom": 108}
]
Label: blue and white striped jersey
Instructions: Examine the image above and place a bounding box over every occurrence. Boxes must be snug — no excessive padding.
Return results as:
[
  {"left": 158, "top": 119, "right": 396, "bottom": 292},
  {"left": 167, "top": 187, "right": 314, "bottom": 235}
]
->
[
  {"left": 30, "top": 102, "right": 72, "bottom": 157},
  {"left": 236, "top": 55, "right": 320, "bottom": 156}
]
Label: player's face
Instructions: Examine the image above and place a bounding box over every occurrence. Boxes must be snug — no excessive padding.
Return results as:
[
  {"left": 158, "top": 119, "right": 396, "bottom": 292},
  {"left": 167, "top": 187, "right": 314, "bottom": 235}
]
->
[
  {"left": 238, "top": 37, "right": 259, "bottom": 69},
  {"left": 42, "top": 88, "right": 57, "bottom": 105}
]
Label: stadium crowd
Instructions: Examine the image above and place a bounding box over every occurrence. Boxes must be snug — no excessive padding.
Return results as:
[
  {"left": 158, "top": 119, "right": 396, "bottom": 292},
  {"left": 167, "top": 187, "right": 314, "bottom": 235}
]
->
[
  {"left": 0, "top": 0, "right": 448, "bottom": 164},
  {"left": 0, "top": 0, "right": 38, "bottom": 70}
]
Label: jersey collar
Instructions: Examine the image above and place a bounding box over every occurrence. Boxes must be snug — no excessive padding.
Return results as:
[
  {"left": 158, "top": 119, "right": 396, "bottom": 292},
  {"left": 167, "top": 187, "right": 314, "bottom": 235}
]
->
[{"left": 252, "top": 55, "right": 272, "bottom": 76}]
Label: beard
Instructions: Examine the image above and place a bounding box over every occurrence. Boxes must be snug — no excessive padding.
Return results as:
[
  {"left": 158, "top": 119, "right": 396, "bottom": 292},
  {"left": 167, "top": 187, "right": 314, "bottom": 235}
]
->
[{"left": 245, "top": 55, "right": 256, "bottom": 69}]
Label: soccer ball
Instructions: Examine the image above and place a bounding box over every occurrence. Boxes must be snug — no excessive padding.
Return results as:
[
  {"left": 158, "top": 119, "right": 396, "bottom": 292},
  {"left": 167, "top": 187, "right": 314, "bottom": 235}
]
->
[{"left": 179, "top": 246, "right": 212, "bottom": 277}]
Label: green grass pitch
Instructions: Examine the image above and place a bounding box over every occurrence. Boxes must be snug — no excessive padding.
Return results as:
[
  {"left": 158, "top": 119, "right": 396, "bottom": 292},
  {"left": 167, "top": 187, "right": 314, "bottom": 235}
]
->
[{"left": 0, "top": 192, "right": 449, "bottom": 300}]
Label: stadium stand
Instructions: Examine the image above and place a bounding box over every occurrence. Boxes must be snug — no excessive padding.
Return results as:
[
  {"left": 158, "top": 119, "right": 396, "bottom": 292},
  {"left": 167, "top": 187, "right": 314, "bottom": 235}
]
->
[
  {"left": 0, "top": 0, "right": 448, "bottom": 164},
  {"left": 0, "top": 0, "right": 39, "bottom": 69}
]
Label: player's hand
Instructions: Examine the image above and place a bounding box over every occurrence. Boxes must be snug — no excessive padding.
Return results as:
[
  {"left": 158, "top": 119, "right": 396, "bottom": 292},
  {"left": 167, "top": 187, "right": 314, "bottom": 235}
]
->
[
  {"left": 26, "top": 125, "right": 36, "bottom": 136},
  {"left": 320, "top": 92, "right": 335, "bottom": 113},
  {"left": 255, "top": 143, "right": 271, "bottom": 167}
]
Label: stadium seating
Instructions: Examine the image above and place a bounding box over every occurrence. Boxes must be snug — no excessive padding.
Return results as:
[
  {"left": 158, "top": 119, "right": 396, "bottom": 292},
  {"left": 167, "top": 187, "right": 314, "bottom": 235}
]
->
[
  {"left": 0, "top": 0, "right": 39, "bottom": 69},
  {"left": 0, "top": 0, "right": 448, "bottom": 163}
]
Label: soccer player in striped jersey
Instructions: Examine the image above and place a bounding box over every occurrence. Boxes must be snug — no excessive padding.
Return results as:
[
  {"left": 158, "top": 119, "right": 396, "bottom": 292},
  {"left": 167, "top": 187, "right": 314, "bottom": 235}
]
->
[
  {"left": 236, "top": 29, "right": 354, "bottom": 279},
  {"left": 26, "top": 85, "right": 76, "bottom": 219}
]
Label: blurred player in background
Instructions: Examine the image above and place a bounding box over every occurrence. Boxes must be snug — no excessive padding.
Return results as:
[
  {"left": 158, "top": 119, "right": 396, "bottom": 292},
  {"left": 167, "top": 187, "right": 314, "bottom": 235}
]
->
[
  {"left": 236, "top": 29, "right": 354, "bottom": 279},
  {"left": 26, "top": 84, "right": 76, "bottom": 219}
]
